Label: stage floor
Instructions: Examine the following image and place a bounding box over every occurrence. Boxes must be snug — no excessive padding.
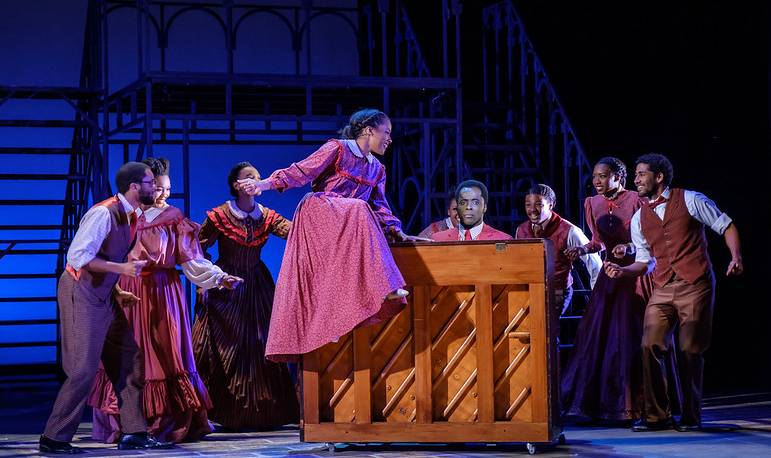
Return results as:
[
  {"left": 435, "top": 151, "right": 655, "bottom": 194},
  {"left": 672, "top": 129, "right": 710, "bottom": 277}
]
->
[{"left": 1, "top": 383, "right": 769, "bottom": 457}]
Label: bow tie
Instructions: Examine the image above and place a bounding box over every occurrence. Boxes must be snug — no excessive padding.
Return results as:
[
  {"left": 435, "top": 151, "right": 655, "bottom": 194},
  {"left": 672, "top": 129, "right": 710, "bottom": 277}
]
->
[{"left": 648, "top": 195, "right": 667, "bottom": 209}]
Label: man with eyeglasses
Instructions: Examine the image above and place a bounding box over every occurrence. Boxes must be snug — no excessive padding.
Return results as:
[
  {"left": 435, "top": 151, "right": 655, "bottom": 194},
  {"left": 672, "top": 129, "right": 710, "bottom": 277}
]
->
[{"left": 40, "top": 162, "right": 173, "bottom": 454}]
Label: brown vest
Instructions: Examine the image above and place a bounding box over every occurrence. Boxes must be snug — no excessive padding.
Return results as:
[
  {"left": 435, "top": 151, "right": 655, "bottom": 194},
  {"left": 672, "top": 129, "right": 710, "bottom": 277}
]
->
[
  {"left": 75, "top": 196, "right": 135, "bottom": 301},
  {"left": 516, "top": 213, "right": 574, "bottom": 290},
  {"left": 639, "top": 188, "right": 712, "bottom": 287}
]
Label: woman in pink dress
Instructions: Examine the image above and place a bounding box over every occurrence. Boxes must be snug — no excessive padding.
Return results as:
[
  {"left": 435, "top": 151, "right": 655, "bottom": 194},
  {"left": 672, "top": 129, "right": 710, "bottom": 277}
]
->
[
  {"left": 238, "top": 109, "right": 429, "bottom": 362},
  {"left": 561, "top": 157, "right": 680, "bottom": 422},
  {"left": 88, "top": 158, "right": 242, "bottom": 442},
  {"left": 192, "top": 161, "right": 300, "bottom": 430}
]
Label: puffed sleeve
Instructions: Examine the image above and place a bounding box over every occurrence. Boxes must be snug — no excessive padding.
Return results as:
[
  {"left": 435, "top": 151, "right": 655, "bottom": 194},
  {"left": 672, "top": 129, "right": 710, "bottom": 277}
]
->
[
  {"left": 583, "top": 198, "right": 604, "bottom": 253},
  {"left": 198, "top": 215, "right": 220, "bottom": 260},
  {"left": 175, "top": 217, "right": 204, "bottom": 264}
]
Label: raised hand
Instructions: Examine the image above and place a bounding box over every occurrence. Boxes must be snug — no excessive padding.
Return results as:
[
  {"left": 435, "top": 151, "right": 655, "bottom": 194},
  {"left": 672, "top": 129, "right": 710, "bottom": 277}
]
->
[
  {"left": 220, "top": 275, "right": 244, "bottom": 290},
  {"left": 236, "top": 178, "right": 269, "bottom": 196}
]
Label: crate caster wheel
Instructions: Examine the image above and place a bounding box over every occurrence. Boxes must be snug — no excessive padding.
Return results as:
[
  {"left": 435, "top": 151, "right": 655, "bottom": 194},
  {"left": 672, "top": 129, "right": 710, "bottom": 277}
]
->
[
  {"left": 526, "top": 442, "right": 537, "bottom": 455},
  {"left": 326, "top": 442, "right": 336, "bottom": 452},
  {"left": 558, "top": 433, "right": 566, "bottom": 445}
]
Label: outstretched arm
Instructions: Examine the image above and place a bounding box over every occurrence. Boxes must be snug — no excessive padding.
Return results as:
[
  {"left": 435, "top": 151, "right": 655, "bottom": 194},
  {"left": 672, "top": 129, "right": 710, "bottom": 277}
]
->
[{"left": 239, "top": 140, "right": 340, "bottom": 195}]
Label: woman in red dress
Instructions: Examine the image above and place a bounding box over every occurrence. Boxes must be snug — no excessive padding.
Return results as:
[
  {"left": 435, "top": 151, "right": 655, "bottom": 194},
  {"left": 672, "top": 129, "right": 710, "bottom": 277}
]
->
[
  {"left": 561, "top": 157, "right": 680, "bottom": 422},
  {"left": 88, "top": 158, "right": 242, "bottom": 442}
]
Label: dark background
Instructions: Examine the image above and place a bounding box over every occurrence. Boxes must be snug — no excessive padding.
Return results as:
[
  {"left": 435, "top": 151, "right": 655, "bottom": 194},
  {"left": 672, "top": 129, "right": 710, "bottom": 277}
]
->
[
  {"left": 453, "top": 0, "right": 770, "bottom": 393},
  {"left": 1, "top": 0, "right": 768, "bottom": 393}
]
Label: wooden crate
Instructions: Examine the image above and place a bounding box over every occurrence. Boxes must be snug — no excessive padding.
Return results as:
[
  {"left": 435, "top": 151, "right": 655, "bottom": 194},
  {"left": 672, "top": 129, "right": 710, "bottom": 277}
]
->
[{"left": 300, "top": 240, "right": 560, "bottom": 444}]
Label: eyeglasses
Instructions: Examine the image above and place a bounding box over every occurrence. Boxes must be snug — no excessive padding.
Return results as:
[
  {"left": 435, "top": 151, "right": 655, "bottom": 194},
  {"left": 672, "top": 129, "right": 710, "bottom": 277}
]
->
[{"left": 137, "top": 179, "right": 157, "bottom": 186}]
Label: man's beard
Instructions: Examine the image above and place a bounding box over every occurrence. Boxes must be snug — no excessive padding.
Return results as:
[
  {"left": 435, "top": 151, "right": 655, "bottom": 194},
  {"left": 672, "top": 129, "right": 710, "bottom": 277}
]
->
[{"left": 138, "top": 190, "right": 156, "bottom": 205}]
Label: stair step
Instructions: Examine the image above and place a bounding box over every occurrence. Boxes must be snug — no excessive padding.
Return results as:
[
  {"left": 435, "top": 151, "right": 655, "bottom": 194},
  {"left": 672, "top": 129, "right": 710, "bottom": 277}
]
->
[
  {"left": 0, "top": 239, "right": 69, "bottom": 244},
  {"left": 0, "top": 248, "right": 66, "bottom": 255},
  {"left": 0, "top": 296, "right": 57, "bottom": 302},
  {"left": 0, "top": 319, "right": 57, "bottom": 326},
  {"left": 0, "top": 273, "right": 58, "bottom": 279},
  {"left": 0, "top": 120, "right": 87, "bottom": 128},
  {"left": 0, "top": 342, "right": 57, "bottom": 348},
  {"left": 0, "top": 147, "right": 78, "bottom": 155},
  {"left": 0, "top": 200, "right": 84, "bottom": 206},
  {"left": 0, "top": 225, "right": 75, "bottom": 230},
  {"left": 0, "top": 174, "right": 86, "bottom": 181}
]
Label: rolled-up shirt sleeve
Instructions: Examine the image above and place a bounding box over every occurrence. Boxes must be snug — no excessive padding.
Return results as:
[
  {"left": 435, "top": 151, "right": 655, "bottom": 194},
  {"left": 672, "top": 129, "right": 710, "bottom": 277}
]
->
[
  {"left": 685, "top": 190, "right": 733, "bottom": 234},
  {"left": 66, "top": 206, "right": 112, "bottom": 270},
  {"left": 181, "top": 257, "right": 226, "bottom": 290},
  {"left": 631, "top": 209, "right": 655, "bottom": 268}
]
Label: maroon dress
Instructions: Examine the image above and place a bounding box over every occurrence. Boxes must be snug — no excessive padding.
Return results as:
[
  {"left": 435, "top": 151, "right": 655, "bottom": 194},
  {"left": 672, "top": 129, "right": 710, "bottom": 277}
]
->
[
  {"left": 264, "top": 139, "right": 406, "bottom": 362},
  {"left": 191, "top": 202, "right": 299, "bottom": 430},
  {"left": 560, "top": 190, "right": 681, "bottom": 421},
  {"left": 88, "top": 205, "right": 213, "bottom": 442}
]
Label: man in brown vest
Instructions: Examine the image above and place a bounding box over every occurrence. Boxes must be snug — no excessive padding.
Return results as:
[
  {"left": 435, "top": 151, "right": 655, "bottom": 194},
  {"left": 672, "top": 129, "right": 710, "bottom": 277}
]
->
[
  {"left": 40, "top": 162, "right": 173, "bottom": 453},
  {"left": 604, "top": 153, "right": 743, "bottom": 432}
]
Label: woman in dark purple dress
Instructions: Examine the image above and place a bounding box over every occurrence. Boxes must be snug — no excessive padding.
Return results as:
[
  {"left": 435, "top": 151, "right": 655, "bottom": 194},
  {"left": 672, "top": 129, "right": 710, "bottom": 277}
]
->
[{"left": 561, "top": 157, "right": 680, "bottom": 422}]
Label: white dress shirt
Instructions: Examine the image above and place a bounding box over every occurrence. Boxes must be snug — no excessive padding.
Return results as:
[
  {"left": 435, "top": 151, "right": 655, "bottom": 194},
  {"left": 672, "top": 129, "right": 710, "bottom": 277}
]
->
[
  {"left": 67, "top": 193, "right": 135, "bottom": 270},
  {"left": 631, "top": 188, "right": 733, "bottom": 266},
  {"left": 458, "top": 222, "right": 485, "bottom": 241},
  {"left": 138, "top": 204, "right": 226, "bottom": 290},
  {"left": 566, "top": 225, "right": 602, "bottom": 288}
]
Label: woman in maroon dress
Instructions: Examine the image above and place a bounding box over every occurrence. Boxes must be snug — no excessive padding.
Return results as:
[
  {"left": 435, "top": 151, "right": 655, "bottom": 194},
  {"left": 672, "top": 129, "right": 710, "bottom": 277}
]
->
[
  {"left": 88, "top": 158, "right": 242, "bottom": 442},
  {"left": 191, "top": 162, "right": 299, "bottom": 430},
  {"left": 237, "top": 109, "right": 429, "bottom": 362},
  {"left": 561, "top": 157, "right": 680, "bottom": 422}
]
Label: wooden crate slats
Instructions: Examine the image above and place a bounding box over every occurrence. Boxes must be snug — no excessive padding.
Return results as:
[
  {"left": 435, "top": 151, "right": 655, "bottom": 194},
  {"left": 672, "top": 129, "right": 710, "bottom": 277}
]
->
[
  {"left": 412, "top": 285, "right": 433, "bottom": 424},
  {"left": 301, "top": 241, "right": 558, "bottom": 443}
]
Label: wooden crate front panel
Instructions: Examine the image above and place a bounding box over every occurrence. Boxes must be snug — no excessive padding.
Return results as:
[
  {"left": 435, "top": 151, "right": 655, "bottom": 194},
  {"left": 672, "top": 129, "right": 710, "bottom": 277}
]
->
[
  {"left": 303, "top": 241, "right": 555, "bottom": 443},
  {"left": 429, "top": 286, "right": 479, "bottom": 422},
  {"left": 491, "top": 284, "right": 534, "bottom": 422}
]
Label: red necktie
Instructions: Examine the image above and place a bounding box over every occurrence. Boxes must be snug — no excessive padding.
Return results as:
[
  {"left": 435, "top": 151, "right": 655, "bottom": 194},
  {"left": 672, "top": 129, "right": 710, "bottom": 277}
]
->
[
  {"left": 648, "top": 195, "right": 667, "bottom": 209},
  {"left": 463, "top": 229, "right": 472, "bottom": 241},
  {"left": 129, "top": 212, "right": 138, "bottom": 240},
  {"left": 532, "top": 223, "right": 543, "bottom": 238}
]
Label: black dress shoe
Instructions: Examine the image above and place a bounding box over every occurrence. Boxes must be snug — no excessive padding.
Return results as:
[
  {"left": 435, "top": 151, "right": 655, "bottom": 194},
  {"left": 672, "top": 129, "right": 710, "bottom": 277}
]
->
[
  {"left": 674, "top": 422, "right": 702, "bottom": 432},
  {"left": 38, "top": 435, "right": 85, "bottom": 454},
  {"left": 631, "top": 418, "right": 674, "bottom": 432},
  {"left": 117, "top": 433, "right": 174, "bottom": 450}
]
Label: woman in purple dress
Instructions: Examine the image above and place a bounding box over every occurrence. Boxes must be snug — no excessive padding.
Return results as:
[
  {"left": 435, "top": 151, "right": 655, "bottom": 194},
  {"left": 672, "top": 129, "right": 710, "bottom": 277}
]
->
[
  {"left": 238, "top": 109, "right": 428, "bottom": 362},
  {"left": 561, "top": 157, "right": 680, "bottom": 422}
]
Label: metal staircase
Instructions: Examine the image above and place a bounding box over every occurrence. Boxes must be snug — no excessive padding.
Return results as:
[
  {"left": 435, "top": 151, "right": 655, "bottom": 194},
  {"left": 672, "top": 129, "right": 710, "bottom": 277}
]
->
[{"left": 0, "top": 86, "right": 100, "bottom": 379}]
